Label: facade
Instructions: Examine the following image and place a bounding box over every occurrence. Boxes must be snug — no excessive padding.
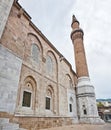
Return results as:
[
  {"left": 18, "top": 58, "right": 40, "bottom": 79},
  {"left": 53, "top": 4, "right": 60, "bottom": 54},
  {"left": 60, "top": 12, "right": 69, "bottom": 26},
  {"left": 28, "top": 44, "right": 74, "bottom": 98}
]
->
[{"left": 0, "top": 0, "right": 103, "bottom": 129}]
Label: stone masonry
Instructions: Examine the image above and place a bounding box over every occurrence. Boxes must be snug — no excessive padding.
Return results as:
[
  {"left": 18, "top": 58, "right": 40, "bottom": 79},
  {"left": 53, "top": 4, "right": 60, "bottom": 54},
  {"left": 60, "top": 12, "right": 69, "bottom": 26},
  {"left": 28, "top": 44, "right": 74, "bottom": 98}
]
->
[
  {"left": 0, "top": 0, "right": 15, "bottom": 39},
  {"left": 0, "top": 1, "right": 78, "bottom": 129},
  {"left": 0, "top": 0, "right": 104, "bottom": 129},
  {"left": 0, "top": 44, "right": 22, "bottom": 114}
]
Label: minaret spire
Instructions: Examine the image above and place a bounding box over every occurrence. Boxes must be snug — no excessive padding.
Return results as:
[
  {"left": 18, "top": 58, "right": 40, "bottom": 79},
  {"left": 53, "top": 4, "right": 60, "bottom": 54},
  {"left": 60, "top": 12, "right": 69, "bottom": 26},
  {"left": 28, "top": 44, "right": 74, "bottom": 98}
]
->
[
  {"left": 71, "top": 15, "right": 79, "bottom": 29},
  {"left": 72, "top": 15, "right": 78, "bottom": 23}
]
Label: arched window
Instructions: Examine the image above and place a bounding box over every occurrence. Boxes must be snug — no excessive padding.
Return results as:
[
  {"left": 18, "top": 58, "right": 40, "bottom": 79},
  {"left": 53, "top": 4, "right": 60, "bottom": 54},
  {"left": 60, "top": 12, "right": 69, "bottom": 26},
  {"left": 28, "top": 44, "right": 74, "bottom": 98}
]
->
[
  {"left": 46, "top": 56, "right": 53, "bottom": 74},
  {"left": 66, "top": 75, "right": 73, "bottom": 89},
  {"left": 69, "top": 78, "right": 73, "bottom": 88},
  {"left": 31, "top": 44, "right": 40, "bottom": 63},
  {"left": 22, "top": 82, "right": 32, "bottom": 107},
  {"left": 20, "top": 76, "right": 36, "bottom": 110},
  {"left": 45, "top": 86, "right": 54, "bottom": 111}
]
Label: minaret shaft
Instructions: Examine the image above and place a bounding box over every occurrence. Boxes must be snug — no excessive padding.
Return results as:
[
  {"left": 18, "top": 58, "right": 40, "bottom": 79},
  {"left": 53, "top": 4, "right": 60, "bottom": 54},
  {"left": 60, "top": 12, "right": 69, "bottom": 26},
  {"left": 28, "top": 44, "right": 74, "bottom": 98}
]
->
[
  {"left": 72, "top": 31, "right": 89, "bottom": 77},
  {"left": 71, "top": 15, "right": 89, "bottom": 77}
]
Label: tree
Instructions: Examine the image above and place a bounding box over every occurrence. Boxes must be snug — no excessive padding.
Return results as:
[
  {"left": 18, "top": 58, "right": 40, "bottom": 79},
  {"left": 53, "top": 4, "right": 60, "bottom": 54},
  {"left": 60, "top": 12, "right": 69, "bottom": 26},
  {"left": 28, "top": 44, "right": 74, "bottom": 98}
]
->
[{"left": 97, "top": 102, "right": 104, "bottom": 107}]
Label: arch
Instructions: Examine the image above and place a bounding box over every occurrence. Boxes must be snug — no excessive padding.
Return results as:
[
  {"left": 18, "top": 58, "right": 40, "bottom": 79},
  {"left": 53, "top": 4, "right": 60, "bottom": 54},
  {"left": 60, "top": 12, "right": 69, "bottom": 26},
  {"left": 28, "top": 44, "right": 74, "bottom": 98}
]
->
[
  {"left": 28, "top": 33, "right": 43, "bottom": 53},
  {"left": 24, "top": 75, "right": 36, "bottom": 89},
  {"left": 19, "top": 76, "right": 37, "bottom": 110},
  {"left": 46, "top": 51, "right": 58, "bottom": 77},
  {"left": 27, "top": 33, "right": 43, "bottom": 64},
  {"left": 45, "top": 85, "right": 54, "bottom": 112},
  {"left": 66, "top": 74, "right": 73, "bottom": 89},
  {"left": 46, "top": 85, "right": 54, "bottom": 95},
  {"left": 70, "top": 97, "right": 73, "bottom": 102},
  {"left": 28, "top": 33, "right": 43, "bottom": 50},
  {"left": 47, "top": 50, "right": 58, "bottom": 64}
]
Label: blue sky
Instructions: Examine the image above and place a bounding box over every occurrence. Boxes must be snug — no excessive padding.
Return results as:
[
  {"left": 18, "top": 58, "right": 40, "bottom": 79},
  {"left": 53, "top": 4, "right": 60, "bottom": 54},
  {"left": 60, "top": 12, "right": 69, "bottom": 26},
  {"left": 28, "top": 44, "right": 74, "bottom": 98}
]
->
[{"left": 19, "top": 0, "right": 111, "bottom": 99}]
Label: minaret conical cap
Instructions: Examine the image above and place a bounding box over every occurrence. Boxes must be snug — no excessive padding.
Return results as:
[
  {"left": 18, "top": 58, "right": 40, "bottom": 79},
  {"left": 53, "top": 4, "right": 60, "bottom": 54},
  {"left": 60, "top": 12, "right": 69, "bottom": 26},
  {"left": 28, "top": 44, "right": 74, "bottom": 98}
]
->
[{"left": 71, "top": 15, "right": 79, "bottom": 27}]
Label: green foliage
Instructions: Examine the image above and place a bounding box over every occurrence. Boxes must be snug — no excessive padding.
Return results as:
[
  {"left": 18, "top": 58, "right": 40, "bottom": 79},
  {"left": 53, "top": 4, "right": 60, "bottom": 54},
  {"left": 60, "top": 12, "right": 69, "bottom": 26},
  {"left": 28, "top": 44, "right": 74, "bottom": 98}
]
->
[{"left": 97, "top": 102, "right": 104, "bottom": 107}]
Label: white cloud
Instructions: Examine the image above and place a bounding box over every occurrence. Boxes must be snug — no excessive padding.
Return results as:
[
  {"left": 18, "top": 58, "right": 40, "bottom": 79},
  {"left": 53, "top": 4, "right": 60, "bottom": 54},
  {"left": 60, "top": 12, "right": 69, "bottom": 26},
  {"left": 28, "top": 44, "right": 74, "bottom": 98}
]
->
[{"left": 19, "top": 0, "right": 111, "bottom": 98}]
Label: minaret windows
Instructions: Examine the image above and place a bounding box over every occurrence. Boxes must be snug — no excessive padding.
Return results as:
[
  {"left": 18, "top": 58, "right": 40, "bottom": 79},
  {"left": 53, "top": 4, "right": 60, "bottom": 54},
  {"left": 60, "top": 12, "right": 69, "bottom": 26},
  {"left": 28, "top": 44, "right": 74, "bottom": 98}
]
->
[
  {"left": 83, "top": 105, "right": 87, "bottom": 115},
  {"left": 69, "top": 97, "right": 73, "bottom": 113},
  {"left": 84, "top": 109, "right": 87, "bottom": 115},
  {"left": 69, "top": 104, "right": 72, "bottom": 112}
]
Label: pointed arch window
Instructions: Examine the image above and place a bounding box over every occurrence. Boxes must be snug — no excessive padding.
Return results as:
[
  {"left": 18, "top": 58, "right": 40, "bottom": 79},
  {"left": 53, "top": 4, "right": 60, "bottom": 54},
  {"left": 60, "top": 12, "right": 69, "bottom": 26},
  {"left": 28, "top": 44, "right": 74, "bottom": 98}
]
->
[
  {"left": 66, "top": 75, "right": 73, "bottom": 89},
  {"left": 69, "top": 78, "right": 73, "bottom": 88},
  {"left": 46, "top": 89, "right": 52, "bottom": 110},
  {"left": 46, "top": 56, "right": 53, "bottom": 74},
  {"left": 45, "top": 86, "right": 54, "bottom": 112},
  {"left": 31, "top": 44, "right": 40, "bottom": 63},
  {"left": 22, "top": 82, "right": 33, "bottom": 108},
  {"left": 19, "top": 76, "right": 36, "bottom": 111}
]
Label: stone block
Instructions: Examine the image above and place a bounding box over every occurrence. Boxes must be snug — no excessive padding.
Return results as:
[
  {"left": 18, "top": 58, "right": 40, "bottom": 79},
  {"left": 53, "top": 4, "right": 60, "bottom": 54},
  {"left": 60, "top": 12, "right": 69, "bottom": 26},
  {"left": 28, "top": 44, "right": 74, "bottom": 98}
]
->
[
  {"left": 0, "top": 45, "right": 22, "bottom": 114},
  {"left": 0, "top": 0, "right": 14, "bottom": 38}
]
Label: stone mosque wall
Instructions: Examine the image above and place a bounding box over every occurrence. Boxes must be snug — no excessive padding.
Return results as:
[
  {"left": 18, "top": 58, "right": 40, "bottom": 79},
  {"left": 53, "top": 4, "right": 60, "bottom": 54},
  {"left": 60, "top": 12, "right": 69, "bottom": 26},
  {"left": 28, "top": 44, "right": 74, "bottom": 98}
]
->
[{"left": 0, "top": 1, "right": 78, "bottom": 129}]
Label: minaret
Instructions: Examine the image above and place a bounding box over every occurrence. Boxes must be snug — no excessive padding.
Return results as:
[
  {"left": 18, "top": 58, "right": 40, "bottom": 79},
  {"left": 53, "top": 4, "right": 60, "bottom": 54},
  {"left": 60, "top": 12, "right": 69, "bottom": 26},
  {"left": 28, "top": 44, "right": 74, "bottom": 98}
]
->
[
  {"left": 71, "top": 15, "right": 104, "bottom": 123},
  {"left": 0, "top": 0, "right": 15, "bottom": 39},
  {"left": 71, "top": 15, "right": 89, "bottom": 78}
]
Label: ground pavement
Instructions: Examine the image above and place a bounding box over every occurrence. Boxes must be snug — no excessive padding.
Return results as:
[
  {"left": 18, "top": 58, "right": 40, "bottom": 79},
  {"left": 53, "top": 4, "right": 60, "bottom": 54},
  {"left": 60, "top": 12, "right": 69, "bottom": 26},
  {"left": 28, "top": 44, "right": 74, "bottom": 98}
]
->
[{"left": 40, "top": 123, "right": 111, "bottom": 130}]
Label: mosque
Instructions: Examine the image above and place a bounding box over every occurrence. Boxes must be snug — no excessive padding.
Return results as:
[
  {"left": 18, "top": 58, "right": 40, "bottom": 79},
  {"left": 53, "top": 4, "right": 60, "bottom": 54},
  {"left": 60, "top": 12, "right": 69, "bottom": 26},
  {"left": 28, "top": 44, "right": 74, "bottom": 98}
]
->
[{"left": 0, "top": 0, "right": 103, "bottom": 129}]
